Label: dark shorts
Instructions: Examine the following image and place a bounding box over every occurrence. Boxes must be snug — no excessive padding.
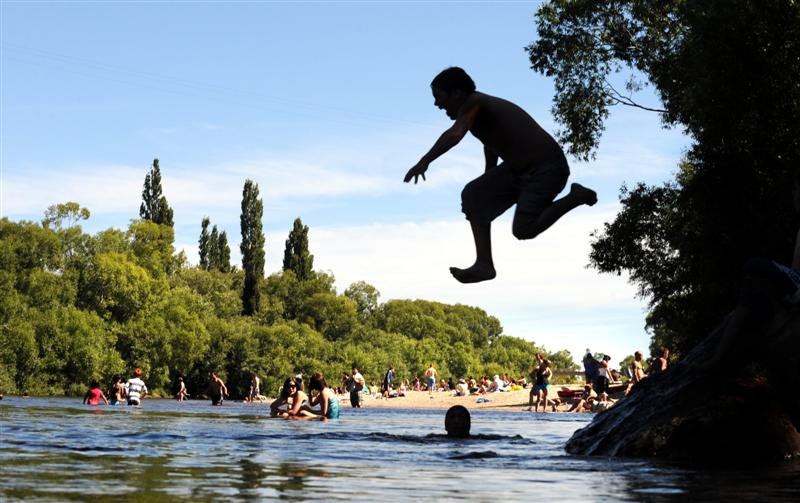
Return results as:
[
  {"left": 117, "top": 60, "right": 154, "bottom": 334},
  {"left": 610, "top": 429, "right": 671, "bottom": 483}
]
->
[
  {"left": 460, "top": 159, "right": 569, "bottom": 225},
  {"left": 532, "top": 384, "right": 549, "bottom": 394},
  {"left": 593, "top": 376, "right": 609, "bottom": 395},
  {"left": 211, "top": 394, "right": 223, "bottom": 406}
]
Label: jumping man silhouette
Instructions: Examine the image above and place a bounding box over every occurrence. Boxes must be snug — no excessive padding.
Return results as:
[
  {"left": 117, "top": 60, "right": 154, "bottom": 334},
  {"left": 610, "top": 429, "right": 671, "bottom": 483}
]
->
[{"left": 404, "top": 67, "right": 597, "bottom": 283}]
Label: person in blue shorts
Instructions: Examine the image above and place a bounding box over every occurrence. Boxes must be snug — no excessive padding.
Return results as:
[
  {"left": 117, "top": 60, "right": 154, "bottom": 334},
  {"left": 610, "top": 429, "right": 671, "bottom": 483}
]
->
[
  {"left": 527, "top": 354, "right": 552, "bottom": 413},
  {"left": 425, "top": 364, "right": 437, "bottom": 396}
]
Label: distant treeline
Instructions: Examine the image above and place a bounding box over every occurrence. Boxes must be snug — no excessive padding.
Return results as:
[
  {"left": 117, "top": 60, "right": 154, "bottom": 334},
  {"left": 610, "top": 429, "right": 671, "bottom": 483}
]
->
[{"left": 0, "top": 165, "right": 577, "bottom": 398}]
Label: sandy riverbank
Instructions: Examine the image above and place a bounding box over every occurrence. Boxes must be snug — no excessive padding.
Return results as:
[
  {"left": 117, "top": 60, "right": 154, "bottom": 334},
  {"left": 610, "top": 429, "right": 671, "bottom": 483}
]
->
[{"left": 332, "top": 386, "right": 590, "bottom": 412}]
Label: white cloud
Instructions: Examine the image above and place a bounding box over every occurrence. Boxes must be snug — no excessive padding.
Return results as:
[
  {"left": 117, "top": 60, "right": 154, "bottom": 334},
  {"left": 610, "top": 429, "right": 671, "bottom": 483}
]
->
[
  {"left": 3, "top": 164, "right": 144, "bottom": 216},
  {"left": 302, "top": 204, "right": 651, "bottom": 360}
]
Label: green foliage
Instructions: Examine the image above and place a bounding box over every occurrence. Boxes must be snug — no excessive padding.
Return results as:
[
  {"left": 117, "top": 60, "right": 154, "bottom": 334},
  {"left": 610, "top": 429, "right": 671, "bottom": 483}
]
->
[
  {"left": 0, "top": 211, "right": 580, "bottom": 398},
  {"left": 128, "top": 220, "right": 176, "bottom": 276},
  {"left": 344, "top": 281, "right": 380, "bottom": 325},
  {"left": 262, "top": 269, "right": 336, "bottom": 321},
  {"left": 199, "top": 217, "right": 210, "bottom": 269},
  {"left": 79, "top": 252, "right": 155, "bottom": 322},
  {"left": 530, "top": 0, "right": 800, "bottom": 355},
  {"left": 172, "top": 268, "right": 242, "bottom": 318},
  {"left": 240, "top": 179, "right": 265, "bottom": 315},
  {"left": 298, "top": 292, "right": 358, "bottom": 341},
  {"left": 199, "top": 218, "right": 232, "bottom": 273},
  {"left": 139, "top": 158, "right": 174, "bottom": 227},
  {"left": 42, "top": 202, "right": 90, "bottom": 231},
  {"left": 216, "top": 231, "right": 231, "bottom": 273},
  {"left": 283, "top": 217, "right": 314, "bottom": 280}
]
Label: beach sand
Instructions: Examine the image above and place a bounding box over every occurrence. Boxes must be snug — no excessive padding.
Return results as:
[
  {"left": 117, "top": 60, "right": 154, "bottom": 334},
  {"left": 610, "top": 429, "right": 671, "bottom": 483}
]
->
[{"left": 335, "top": 386, "right": 587, "bottom": 412}]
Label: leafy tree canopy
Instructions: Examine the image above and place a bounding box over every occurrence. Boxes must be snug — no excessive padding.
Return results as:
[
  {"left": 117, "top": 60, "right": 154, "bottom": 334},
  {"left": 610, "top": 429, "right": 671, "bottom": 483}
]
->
[{"left": 529, "top": 0, "right": 800, "bottom": 355}]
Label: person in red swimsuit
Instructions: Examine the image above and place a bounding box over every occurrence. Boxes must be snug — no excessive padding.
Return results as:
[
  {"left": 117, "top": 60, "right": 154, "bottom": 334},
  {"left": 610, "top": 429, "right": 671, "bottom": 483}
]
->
[{"left": 83, "top": 379, "right": 109, "bottom": 405}]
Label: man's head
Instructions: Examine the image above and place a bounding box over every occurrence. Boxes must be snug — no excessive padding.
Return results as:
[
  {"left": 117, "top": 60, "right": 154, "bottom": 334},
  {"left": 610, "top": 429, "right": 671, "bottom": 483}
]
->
[
  {"left": 445, "top": 405, "right": 471, "bottom": 438},
  {"left": 431, "top": 67, "right": 476, "bottom": 94},
  {"left": 431, "top": 67, "right": 476, "bottom": 119}
]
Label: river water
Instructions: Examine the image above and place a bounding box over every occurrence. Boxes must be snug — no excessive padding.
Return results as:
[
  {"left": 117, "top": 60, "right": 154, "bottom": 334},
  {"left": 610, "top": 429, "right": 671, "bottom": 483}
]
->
[{"left": 1, "top": 397, "right": 799, "bottom": 502}]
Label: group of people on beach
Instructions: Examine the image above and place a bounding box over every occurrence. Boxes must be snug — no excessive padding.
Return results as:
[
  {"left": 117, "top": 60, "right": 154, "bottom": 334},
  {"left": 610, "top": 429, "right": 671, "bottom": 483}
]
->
[{"left": 82, "top": 351, "right": 667, "bottom": 418}]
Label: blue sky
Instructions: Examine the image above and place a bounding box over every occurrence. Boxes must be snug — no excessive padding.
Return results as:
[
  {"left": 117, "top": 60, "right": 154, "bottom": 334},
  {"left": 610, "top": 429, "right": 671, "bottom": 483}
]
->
[{"left": 1, "top": 1, "right": 689, "bottom": 365}]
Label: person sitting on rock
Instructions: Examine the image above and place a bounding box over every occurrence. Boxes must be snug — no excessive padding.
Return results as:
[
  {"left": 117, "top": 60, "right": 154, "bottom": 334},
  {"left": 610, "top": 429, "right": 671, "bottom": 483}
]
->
[
  {"left": 625, "top": 351, "right": 647, "bottom": 395},
  {"left": 706, "top": 168, "right": 800, "bottom": 370}
]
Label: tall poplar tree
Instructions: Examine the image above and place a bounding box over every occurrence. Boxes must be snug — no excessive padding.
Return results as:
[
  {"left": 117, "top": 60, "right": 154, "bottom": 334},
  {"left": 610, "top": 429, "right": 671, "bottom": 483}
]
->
[
  {"left": 139, "top": 158, "right": 174, "bottom": 227},
  {"left": 209, "top": 225, "right": 220, "bottom": 270},
  {"left": 240, "top": 179, "right": 265, "bottom": 315},
  {"left": 283, "top": 217, "right": 314, "bottom": 280},
  {"left": 217, "top": 230, "right": 231, "bottom": 273},
  {"left": 199, "top": 217, "right": 210, "bottom": 269}
]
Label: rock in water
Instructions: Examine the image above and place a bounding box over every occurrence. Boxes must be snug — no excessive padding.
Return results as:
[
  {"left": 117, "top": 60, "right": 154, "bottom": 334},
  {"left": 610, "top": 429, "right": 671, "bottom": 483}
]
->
[{"left": 565, "top": 310, "right": 800, "bottom": 465}]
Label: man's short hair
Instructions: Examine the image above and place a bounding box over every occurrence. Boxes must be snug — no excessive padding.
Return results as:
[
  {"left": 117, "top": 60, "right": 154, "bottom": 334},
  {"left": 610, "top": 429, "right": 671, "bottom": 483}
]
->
[{"left": 431, "top": 67, "right": 476, "bottom": 94}]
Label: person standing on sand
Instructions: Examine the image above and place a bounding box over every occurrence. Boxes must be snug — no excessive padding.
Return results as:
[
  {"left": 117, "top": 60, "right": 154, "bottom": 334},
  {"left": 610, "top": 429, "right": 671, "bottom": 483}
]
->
[
  {"left": 382, "top": 366, "right": 394, "bottom": 398},
  {"left": 125, "top": 368, "right": 148, "bottom": 406},
  {"left": 425, "top": 364, "right": 437, "bottom": 396},
  {"left": 404, "top": 66, "right": 597, "bottom": 283},
  {"left": 594, "top": 357, "right": 612, "bottom": 396},
  {"left": 349, "top": 366, "right": 365, "bottom": 408},
  {"left": 209, "top": 371, "right": 229, "bottom": 406},
  {"left": 528, "top": 355, "right": 552, "bottom": 412}
]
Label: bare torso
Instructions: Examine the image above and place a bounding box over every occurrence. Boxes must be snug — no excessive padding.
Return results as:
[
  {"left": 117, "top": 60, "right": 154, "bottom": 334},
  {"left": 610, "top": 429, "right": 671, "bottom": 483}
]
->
[{"left": 463, "top": 92, "right": 564, "bottom": 167}]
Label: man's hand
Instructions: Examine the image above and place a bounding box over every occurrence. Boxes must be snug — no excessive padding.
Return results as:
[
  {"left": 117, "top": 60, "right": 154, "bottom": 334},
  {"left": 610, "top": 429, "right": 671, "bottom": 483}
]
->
[{"left": 404, "top": 162, "right": 428, "bottom": 184}]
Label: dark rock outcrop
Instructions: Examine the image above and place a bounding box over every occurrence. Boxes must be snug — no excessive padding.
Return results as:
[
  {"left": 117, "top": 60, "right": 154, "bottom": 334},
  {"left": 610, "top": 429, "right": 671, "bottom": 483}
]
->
[{"left": 566, "top": 310, "right": 800, "bottom": 465}]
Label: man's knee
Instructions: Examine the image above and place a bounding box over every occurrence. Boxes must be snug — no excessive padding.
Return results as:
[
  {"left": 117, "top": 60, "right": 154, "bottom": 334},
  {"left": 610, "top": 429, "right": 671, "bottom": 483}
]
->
[
  {"left": 512, "top": 219, "right": 542, "bottom": 240},
  {"left": 460, "top": 181, "right": 480, "bottom": 215}
]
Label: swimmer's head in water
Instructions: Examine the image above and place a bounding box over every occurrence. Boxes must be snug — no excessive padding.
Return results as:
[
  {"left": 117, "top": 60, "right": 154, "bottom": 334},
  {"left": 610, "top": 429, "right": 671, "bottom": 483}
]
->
[{"left": 445, "top": 405, "right": 471, "bottom": 438}]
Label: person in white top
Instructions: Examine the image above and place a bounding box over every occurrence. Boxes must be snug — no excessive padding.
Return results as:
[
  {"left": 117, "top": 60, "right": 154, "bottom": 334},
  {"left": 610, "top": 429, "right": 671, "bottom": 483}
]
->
[
  {"left": 349, "top": 367, "right": 365, "bottom": 408},
  {"left": 125, "top": 368, "right": 148, "bottom": 406}
]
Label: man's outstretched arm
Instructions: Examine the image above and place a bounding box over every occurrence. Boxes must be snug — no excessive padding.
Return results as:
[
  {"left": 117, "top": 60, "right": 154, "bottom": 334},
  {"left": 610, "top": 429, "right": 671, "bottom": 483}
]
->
[{"left": 404, "top": 106, "right": 478, "bottom": 184}]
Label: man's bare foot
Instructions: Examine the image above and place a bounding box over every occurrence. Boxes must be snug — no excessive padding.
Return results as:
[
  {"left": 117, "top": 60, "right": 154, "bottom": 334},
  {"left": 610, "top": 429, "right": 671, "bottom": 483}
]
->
[
  {"left": 571, "top": 183, "right": 598, "bottom": 206},
  {"left": 450, "top": 263, "right": 496, "bottom": 283}
]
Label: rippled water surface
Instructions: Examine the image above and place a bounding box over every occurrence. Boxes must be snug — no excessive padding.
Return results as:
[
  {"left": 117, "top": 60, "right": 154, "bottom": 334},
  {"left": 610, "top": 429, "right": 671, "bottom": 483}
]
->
[{"left": 2, "top": 397, "right": 799, "bottom": 501}]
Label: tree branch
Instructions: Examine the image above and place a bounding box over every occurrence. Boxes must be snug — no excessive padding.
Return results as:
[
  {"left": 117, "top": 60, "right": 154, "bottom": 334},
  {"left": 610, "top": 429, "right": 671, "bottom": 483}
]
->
[{"left": 603, "top": 79, "right": 667, "bottom": 113}]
